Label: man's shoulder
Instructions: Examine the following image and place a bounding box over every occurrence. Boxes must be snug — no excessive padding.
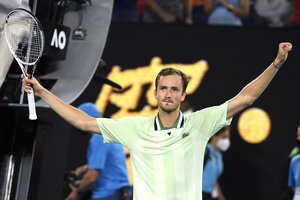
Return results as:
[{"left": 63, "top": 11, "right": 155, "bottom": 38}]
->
[
  {"left": 121, "top": 115, "right": 155, "bottom": 124},
  {"left": 98, "top": 115, "right": 154, "bottom": 123},
  {"left": 110, "top": 115, "right": 155, "bottom": 132}
]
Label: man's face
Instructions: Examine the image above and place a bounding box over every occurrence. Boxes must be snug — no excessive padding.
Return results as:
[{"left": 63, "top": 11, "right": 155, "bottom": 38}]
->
[{"left": 155, "top": 75, "right": 186, "bottom": 113}]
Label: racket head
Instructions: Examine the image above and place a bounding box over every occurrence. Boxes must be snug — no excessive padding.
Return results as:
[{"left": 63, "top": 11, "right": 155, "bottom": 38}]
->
[{"left": 4, "top": 8, "right": 44, "bottom": 67}]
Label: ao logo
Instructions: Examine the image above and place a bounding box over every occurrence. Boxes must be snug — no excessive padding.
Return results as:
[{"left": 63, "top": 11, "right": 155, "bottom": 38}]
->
[{"left": 51, "top": 29, "right": 66, "bottom": 50}]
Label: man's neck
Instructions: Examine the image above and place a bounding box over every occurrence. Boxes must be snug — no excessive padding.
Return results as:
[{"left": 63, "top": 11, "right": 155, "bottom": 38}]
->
[{"left": 158, "top": 109, "right": 180, "bottom": 128}]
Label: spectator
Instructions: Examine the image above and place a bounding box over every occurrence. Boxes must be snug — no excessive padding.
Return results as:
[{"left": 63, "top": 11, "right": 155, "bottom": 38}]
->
[
  {"left": 281, "top": 124, "right": 300, "bottom": 200},
  {"left": 208, "top": 0, "right": 250, "bottom": 26},
  {"left": 254, "top": 0, "right": 292, "bottom": 27},
  {"left": 143, "top": 0, "right": 193, "bottom": 24},
  {"left": 202, "top": 126, "right": 231, "bottom": 200},
  {"left": 65, "top": 102, "right": 132, "bottom": 200}
]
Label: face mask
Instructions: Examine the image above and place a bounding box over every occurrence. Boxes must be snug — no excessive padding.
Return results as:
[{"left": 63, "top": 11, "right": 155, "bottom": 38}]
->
[{"left": 217, "top": 138, "right": 230, "bottom": 152}]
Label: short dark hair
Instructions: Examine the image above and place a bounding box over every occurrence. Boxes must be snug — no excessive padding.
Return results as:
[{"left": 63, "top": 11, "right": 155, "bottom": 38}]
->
[{"left": 155, "top": 68, "right": 189, "bottom": 92}]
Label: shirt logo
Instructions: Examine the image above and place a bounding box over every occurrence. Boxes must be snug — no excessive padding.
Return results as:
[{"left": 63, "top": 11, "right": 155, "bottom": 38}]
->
[{"left": 182, "top": 132, "right": 190, "bottom": 139}]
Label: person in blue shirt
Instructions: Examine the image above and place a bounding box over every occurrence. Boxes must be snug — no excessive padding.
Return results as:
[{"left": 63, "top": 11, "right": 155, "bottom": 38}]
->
[
  {"left": 285, "top": 125, "right": 300, "bottom": 200},
  {"left": 65, "top": 102, "right": 131, "bottom": 200},
  {"left": 207, "top": 0, "right": 249, "bottom": 26},
  {"left": 288, "top": 154, "right": 300, "bottom": 200},
  {"left": 202, "top": 126, "right": 231, "bottom": 200}
]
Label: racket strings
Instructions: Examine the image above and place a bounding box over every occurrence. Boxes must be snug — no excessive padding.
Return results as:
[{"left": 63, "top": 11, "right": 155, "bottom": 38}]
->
[{"left": 5, "top": 14, "right": 43, "bottom": 65}]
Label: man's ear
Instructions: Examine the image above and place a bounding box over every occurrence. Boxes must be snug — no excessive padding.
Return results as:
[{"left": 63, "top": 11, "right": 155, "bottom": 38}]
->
[
  {"left": 154, "top": 89, "right": 157, "bottom": 100},
  {"left": 181, "top": 91, "right": 186, "bottom": 102}
]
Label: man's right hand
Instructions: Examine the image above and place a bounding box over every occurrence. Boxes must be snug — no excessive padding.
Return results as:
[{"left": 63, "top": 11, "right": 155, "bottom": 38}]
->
[{"left": 21, "top": 75, "right": 45, "bottom": 96}]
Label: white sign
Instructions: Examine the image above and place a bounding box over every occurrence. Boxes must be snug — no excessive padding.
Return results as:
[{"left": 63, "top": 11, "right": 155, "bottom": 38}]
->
[{"left": 51, "top": 29, "right": 66, "bottom": 50}]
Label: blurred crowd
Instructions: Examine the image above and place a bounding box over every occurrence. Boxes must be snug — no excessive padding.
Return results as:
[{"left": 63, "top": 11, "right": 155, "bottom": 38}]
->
[{"left": 112, "top": 0, "right": 300, "bottom": 27}]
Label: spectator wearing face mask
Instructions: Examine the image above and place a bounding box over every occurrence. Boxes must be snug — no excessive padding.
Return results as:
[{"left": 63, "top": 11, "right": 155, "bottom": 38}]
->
[
  {"left": 281, "top": 124, "right": 300, "bottom": 200},
  {"left": 202, "top": 126, "right": 231, "bottom": 200}
]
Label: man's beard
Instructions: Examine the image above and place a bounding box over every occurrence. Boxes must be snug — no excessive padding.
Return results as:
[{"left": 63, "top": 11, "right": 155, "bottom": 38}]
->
[{"left": 160, "top": 103, "right": 179, "bottom": 113}]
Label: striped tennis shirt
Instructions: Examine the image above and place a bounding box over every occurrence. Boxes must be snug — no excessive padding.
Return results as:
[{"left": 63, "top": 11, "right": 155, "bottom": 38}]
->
[{"left": 97, "top": 102, "right": 232, "bottom": 200}]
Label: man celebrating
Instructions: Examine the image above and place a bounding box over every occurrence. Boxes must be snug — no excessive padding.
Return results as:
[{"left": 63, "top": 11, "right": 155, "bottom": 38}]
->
[{"left": 22, "top": 42, "right": 292, "bottom": 200}]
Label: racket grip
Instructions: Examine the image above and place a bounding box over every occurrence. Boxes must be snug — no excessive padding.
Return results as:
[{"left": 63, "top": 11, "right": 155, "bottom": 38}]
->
[{"left": 27, "top": 88, "right": 37, "bottom": 120}]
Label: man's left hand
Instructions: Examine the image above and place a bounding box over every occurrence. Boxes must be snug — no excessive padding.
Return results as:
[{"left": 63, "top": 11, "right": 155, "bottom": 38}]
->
[{"left": 274, "top": 42, "right": 293, "bottom": 67}]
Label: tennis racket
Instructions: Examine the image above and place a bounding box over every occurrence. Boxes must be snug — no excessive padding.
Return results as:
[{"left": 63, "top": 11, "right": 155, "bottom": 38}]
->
[{"left": 4, "top": 8, "right": 44, "bottom": 120}]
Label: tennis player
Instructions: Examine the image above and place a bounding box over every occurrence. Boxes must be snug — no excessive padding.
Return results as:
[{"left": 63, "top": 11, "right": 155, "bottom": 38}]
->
[{"left": 22, "top": 42, "right": 292, "bottom": 200}]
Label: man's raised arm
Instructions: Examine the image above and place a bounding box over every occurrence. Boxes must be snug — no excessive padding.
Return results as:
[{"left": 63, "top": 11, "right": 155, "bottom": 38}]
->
[
  {"left": 227, "top": 42, "right": 293, "bottom": 119},
  {"left": 22, "top": 77, "right": 100, "bottom": 134}
]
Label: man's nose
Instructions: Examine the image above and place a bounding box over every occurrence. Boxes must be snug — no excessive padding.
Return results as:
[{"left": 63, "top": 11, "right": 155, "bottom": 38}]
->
[{"left": 165, "top": 90, "right": 172, "bottom": 97}]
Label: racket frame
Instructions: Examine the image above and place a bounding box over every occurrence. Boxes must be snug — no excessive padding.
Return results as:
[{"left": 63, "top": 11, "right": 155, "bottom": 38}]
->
[{"left": 4, "top": 8, "right": 45, "bottom": 120}]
